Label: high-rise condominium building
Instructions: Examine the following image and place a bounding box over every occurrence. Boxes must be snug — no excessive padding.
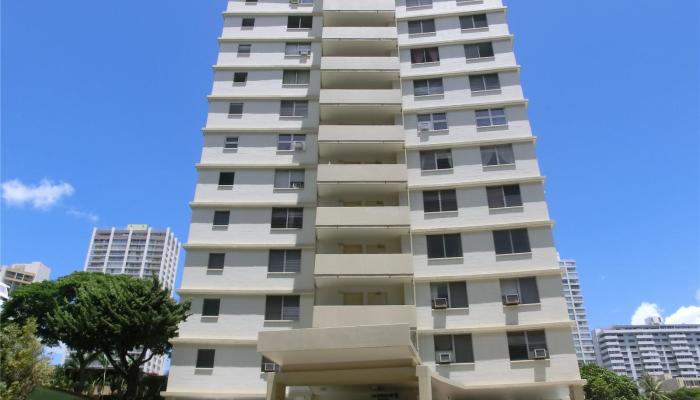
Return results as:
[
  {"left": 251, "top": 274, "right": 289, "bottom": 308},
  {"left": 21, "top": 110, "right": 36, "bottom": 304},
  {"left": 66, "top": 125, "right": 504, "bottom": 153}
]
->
[
  {"left": 83, "top": 224, "right": 181, "bottom": 374},
  {"left": 165, "top": 0, "right": 584, "bottom": 399},
  {"left": 594, "top": 320, "right": 700, "bottom": 382},
  {"left": 0, "top": 261, "right": 51, "bottom": 292},
  {"left": 559, "top": 258, "right": 596, "bottom": 364}
]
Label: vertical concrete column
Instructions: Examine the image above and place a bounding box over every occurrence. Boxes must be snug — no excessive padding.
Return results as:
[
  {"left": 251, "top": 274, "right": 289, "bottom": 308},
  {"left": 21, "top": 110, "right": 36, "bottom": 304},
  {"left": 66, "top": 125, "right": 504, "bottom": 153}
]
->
[
  {"left": 416, "top": 366, "right": 432, "bottom": 400},
  {"left": 266, "top": 373, "right": 286, "bottom": 400}
]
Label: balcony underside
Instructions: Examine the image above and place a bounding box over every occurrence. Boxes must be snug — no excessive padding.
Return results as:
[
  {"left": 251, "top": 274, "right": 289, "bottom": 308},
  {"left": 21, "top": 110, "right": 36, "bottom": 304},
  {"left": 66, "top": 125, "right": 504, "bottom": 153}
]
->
[
  {"left": 322, "top": 40, "right": 398, "bottom": 57},
  {"left": 320, "top": 104, "right": 401, "bottom": 124},
  {"left": 315, "top": 253, "right": 413, "bottom": 277}
]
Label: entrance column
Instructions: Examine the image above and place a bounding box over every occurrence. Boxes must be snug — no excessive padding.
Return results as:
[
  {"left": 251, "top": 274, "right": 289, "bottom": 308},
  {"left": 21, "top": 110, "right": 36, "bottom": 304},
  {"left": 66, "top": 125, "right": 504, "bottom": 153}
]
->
[
  {"left": 416, "top": 366, "right": 432, "bottom": 400},
  {"left": 266, "top": 372, "right": 286, "bottom": 400}
]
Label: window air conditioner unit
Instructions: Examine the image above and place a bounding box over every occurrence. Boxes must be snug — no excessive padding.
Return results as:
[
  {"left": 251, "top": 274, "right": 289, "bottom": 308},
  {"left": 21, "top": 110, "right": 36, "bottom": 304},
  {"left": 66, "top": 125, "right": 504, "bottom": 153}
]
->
[
  {"left": 417, "top": 121, "right": 432, "bottom": 131},
  {"left": 432, "top": 298, "right": 448, "bottom": 309},
  {"left": 263, "top": 363, "right": 277, "bottom": 372},
  {"left": 532, "top": 348, "right": 548, "bottom": 360},
  {"left": 436, "top": 351, "right": 453, "bottom": 364},
  {"left": 290, "top": 181, "right": 305, "bottom": 189},
  {"left": 298, "top": 49, "right": 311, "bottom": 56},
  {"left": 293, "top": 141, "right": 306, "bottom": 151},
  {"left": 504, "top": 293, "right": 521, "bottom": 305}
]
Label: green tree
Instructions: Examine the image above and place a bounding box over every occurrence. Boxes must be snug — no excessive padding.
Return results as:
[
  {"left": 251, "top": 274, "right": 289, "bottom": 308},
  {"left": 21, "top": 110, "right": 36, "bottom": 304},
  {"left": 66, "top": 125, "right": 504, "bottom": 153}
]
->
[
  {"left": 1, "top": 272, "right": 105, "bottom": 393},
  {"left": 71, "top": 274, "right": 190, "bottom": 399},
  {"left": 668, "top": 387, "right": 700, "bottom": 400},
  {"left": 0, "top": 319, "right": 52, "bottom": 400},
  {"left": 581, "top": 363, "right": 640, "bottom": 400},
  {"left": 640, "top": 374, "right": 671, "bottom": 400}
]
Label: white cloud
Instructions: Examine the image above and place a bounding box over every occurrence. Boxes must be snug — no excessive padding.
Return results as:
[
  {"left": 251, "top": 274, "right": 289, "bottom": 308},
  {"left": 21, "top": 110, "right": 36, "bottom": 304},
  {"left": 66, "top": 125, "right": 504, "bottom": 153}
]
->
[
  {"left": 66, "top": 207, "right": 99, "bottom": 223},
  {"left": 1, "top": 179, "right": 74, "bottom": 210},
  {"left": 666, "top": 306, "right": 700, "bottom": 324},
  {"left": 630, "top": 302, "right": 663, "bottom": 325}
]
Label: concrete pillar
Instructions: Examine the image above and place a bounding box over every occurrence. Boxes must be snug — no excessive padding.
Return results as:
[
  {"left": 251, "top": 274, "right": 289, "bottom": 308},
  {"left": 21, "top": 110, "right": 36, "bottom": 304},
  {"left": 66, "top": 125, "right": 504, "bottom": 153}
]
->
[
  {"left": 266, "top": 372, "right": 286, "bottom": 400},
  {"left": 416, "top": 366, "right": 432, "bottom": 400}
]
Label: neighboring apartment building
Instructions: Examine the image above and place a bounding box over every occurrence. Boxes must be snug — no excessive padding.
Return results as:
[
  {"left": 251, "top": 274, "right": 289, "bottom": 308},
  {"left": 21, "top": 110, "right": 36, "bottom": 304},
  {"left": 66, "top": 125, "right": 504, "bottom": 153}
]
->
[
  {"left": 560, "top": 258, "right": 596, "bottom": 364},
  {"left": 594, "top": 319, "right": 700, "bottom": 382},
  {"left": 0, "top": 282, "right": 9, "bottom": 309},
  {"left": 165, "top": 0, "right": 584, "bottom": 399},
  {"left": 0, "top": 261, "right": 51, "bottom": 292},
  {"left": 83, "top": 224, "right": 181, "bottom": 374}
]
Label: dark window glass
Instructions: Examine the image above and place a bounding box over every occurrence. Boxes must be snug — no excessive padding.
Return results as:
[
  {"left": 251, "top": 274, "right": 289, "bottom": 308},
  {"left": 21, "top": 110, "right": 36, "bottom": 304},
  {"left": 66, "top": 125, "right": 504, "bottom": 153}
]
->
[
  {"left": 423, "top": 189, "right": 457, "bottom": 212},
  {"left": 487, "top": 185, "right": 521, "bottom": 208},
  {"left": 411, "top": 48, "right": 440, "bottom": 64},
  {"left": 480, "top": 145, "right": 515, "bottom": 166},
  {"left": 271, "top": 208, "right": 304, "bottom": 228},
  {"left": 444, "top": 234, "right": 462, "bottom": 257},
  {"left": 202, "top": 298, "right": 221, "bottom": 316},
  {"left": 422, "top": 191, "right": 440, "bottom": 213},
  {"left": 268, "top": 249, "right": 302, "bottom": 273},
  {"left": 233, "top": 72, "right": 248, "bottom": 83},
  {"left": 288, "top": 16, "right": 312, "bottom": 29},
  {"left": 460, "top": 14, "right": 488, "bottom": 29},
  {"left": 453, "top": 334, "right": 474, "bottom": 363},
  {"left": 464, "top": 42, "right": 494, "bottom": 59},
  {"left": 449, "top": 282, "right": 469, "bottom": 308},
  {"left": 434, "top": 335, "right": 452, "bottom": 351},
  {"left": 266, "top": 295, "right": 300, "bottom": 320},
  {"left": 472, "top": 14, "right": 488, "bottom": 28},
  {"left": 224, "top": 136, "right": 239, "bottom": 149},
  {"left": 283, "top": 70, "right": 310, "bottom": 85},
  {"left": 408, "top": 19, "right": 435, "bottom": 34},
  {"left": 265, "top": 296, "right": 283, "bottom": 320},
  {"left": 208, "top": 253, "right": 225, "bottom": 270},
  {"left": 242, "top": 18, "right": 255, "bottom": 27},
  {"left": 228, "top": 103, "right": 244, "bottom": 115},
  {"left": 282, "top": 295, "right": 300, "bottom": 320},
  {"left": 413, "top": 78, "right": 443, "bottom": 96},
  {"left": 507, "top": 332, "right": 529, "bottom": 361},
  {"left": 406, "top": 0, "right": 433, "bottom": 7},
  {"left": 280, "top": 100, "right": 308, "bottom": 117},
  {"left": 427, "top": 234, "right": 462, "bottom": 259},
  {"left": 469, "top": 73, "right": 500, "bottom": 91},
  {"left": 519, "top": 277, "right": 540, "bottom": 304},
  {"left": 238, "top": 44, "right": 252, "bottom": 55},
  {"left": 196, "top": 349, "right": 216, "bottom": 368},
  {"left": 426, "top": 235, "right": 445, "bottom": 259},
  {"left": 213, "top": 211, "right": 230, "bottom": 226},
  {"left": 420, "top": 150, "right": 452, "bottom": 170},
  {"left": 492, "top": 228, "right": 530, "bottom": 255},
  {"left": 218, "top": 172, "right": 235, "bottom": 186},
  {"left": 511, "top": 229, "right": 531, "bottom": 253},
  {"left": 245, "top": 0, "right": 258, "bottom": 3}
]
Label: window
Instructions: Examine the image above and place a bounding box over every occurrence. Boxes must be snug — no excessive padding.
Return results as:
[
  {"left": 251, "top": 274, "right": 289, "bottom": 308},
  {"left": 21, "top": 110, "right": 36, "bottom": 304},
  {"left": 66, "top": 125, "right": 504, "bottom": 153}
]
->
[
  {"left": 207, "top": 253, "right": 225, "bottom": 270},
  {"left": 430, "top": 282, "right": 468, "bottom": 308},
  {"left": 269, "top": 249, "right": 302, "bottom": 273},
  {"left": 408, "top": 19, "right": 435, "bottom": 34},
  {"left": 410, "top": 47, "right": 440, "bottom": 64},
  {"left": 413, "top": 78, "right": 444, "bottom": 96},
  {"left": 475, "top": 108, "right": 506, "bottom": 127},
  {"left": 245, "top": 0, "right": 257, "bottom": 4},
  {"left": 500, "top": 277, "right": 540, "bottom": 304},
  {"left": 241, "top": 18, "right": 255, "bottom": 28},
  {"left": 224, "top": 136, "right": 239, "bottom": 150},
  {"left": 261, "top": 356, "right": 278, "bottom": 372},
  {"left": 271, "top": 208, "right": 303, "bottom": 229},
  {"left": 464, "top": 42, "right": 494, "bottom": 59},
  {"left": 423, "top": 189, "right": 457, "bottom": 213},
  {"left": 288, "top": 16, "right": 312, "bottom": 29},
  {"left": 469, "top": 73, "right": 500, "bottom": 92},
  {"left": 420, "top": 149, "right": 453, "bottom": 170},
  {"left": 417, "top": 112, "right": 448, "bottom": 131},
  {"left": 507, "top": 330, "right": 548, "bottom": 361},
  {"left": 228, "top": 103, "right": 244, "bottom": 116},
  {"left": 460, "top": 14, "right": 488, "bottom": 30},
  {"left": 486, "top": 185, "right": 522, "bottom": 208},
  {"left": 282, "top": 70, "right": 310, "bottom": 85},
  {"left": 280, "top": 100, "right": 308, "bottom": 117},
  {"left": 196, "top": 349, "right": 216, "bottom": 369},
  {"left": 434, "top": 334, "right": 474, "bottom": 363},
  {"left": 237, "top": 43, "right": 252, "bottom": 56},
  {"left": 213, "top": 211, "right": 230, "bottom": 226},
  {"left": 274, "top": 169, "right": 305, "bottom": 189},
  {"left": 277, "top": 134, "right": 306, "bottom": 150},
  {"left": 406, "top": 0, "right": 433, "bottom": 8},
  {"left": 285, "top": 42, "right": 311, "bottom": 56},
  {"left": 297, "top": 0, "right": 314, "bottom": 4},
  {"left": 202, "top": 298, "right": 221, "bottom": 317},
  {"left": 480, "top": 144, "right": 515, "bottom": 166},
  {"left": 218, "top": 172, "right": 235, "bottom": 187},
  {"left": 265, "top": 295, "right": 300, "bottom": 320},
  {"left": 426, "top": 234, "right": 462, "bottom": 259},
  {"left": 233, "top": 72, "right": 248, "bottom": 84},
  {"left": 492, "top": 228, "right": 531, "bottom": 255}
]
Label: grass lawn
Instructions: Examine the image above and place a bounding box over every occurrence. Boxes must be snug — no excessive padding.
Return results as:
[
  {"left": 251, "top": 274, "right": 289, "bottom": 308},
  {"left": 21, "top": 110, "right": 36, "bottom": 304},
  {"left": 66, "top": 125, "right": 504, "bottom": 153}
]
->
[{"left": 30, "top": 387, "right": 87, "bottom": 400}]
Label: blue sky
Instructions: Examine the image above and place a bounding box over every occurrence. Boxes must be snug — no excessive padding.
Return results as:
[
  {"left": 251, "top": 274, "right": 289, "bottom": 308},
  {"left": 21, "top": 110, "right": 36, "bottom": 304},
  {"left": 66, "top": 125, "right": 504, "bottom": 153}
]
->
[{"left": 2, "top": 0, "right": 699, "bottom": 330}]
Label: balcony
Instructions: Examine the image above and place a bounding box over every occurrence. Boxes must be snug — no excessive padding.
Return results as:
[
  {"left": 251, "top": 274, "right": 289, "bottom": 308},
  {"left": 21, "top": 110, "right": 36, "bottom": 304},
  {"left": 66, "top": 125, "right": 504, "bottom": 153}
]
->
[
  {"left": 316, "top": 206, "right": 409, "bottom": 239},
  {"left": 320, "top": 89, "right": 402, "bottom": 124},
  {"left": 318, "top": 125, "right": 403, "bottom": 158},
  {"left": 323, "top": 0, "right": 395, "bottom": 12},
  {"left": 323, "top": 27, "right": 396, "bottom": 41},
  {"left": 322, "top": 27, "right": 398, "bottom": 57},
  {"left": 321, "top": 57, "right": 399, "bottom": 89},
  {"left": 322, "top": 57, "right": 399, "bottom": 72},
  {"left": 313, "top": 305, "right": 416, "bottom": 328},
  {"left": 317, "top": 164, "right": 407, "bottom": 196},
  {"left": 315, "top": 253, "right": 413, "bottom": 276}
]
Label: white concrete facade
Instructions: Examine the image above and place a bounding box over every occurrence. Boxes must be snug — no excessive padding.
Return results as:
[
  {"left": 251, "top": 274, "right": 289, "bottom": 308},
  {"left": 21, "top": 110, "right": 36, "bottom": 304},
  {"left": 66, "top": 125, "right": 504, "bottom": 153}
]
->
[
  {"left": 559, "top": 258, "right": 596, "bottom": 364},
  {"left": 0, "top": 261, "right": 51, "bottom": 292},
  {"left": 165, "top": 0, "right": 584, "bottom": 399},
  {"left": 594, "top": 323, "right": 700, "bottom": 382},
  {"left": 83, "top": 224, "right": 181, "bottom": 375}
]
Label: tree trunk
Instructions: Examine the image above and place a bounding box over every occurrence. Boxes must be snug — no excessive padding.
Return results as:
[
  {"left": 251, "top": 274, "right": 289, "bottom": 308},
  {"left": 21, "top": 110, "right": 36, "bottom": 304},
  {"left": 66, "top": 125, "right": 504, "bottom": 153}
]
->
[{"left": 123, "top": 365, "right": 141, "bottom": 400}]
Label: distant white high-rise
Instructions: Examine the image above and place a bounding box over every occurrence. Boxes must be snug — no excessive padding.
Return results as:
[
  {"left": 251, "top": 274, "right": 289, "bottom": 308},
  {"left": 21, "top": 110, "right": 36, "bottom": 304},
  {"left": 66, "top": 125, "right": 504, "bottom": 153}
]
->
[
  {"left": 83, "top": 224, "right": 181, "bottom": 374},
  {"left": 0, "top": 261, "right": 51, "bottom": 292},
  {"left": 594, "top": 321, "right": 700, "bottom": 382},
  {"left": 559, "top": 258, "right": 596, "bottom": 364}
]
